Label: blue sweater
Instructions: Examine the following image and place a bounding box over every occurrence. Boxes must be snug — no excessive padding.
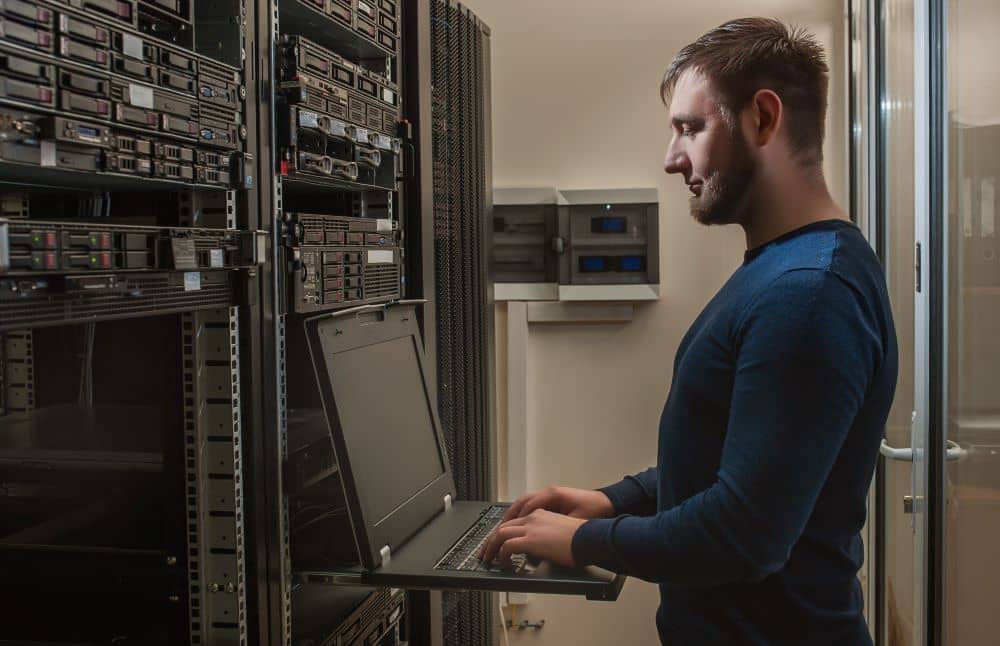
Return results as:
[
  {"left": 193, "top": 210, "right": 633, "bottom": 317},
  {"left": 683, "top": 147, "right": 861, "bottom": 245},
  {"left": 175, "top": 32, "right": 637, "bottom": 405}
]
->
[{"left": 572, "top": 220, "right": 897, "bottom": 645}]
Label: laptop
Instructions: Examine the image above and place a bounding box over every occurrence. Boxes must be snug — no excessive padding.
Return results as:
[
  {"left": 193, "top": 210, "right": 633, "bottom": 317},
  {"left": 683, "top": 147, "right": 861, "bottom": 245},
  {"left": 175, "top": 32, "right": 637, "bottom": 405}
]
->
[{"left": 300, "top": 300, "right": 625, "bottom": 600}]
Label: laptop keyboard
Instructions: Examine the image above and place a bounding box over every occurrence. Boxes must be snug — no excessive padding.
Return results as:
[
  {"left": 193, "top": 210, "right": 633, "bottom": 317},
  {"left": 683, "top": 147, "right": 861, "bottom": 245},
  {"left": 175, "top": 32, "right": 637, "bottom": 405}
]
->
[{"left": 434, "top": 504, "right": 511, "bottom": 572}]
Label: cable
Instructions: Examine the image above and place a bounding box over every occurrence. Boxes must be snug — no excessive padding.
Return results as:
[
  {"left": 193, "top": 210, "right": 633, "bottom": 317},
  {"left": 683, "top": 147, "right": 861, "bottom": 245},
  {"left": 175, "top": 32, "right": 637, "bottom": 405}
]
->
[
  {"left": 499, "top": 600, "right": 511, "bottom": 646},
  {"left": 290, "top": 507, "right": 348, "bottom": 534},
  {"left": 290, "top": 503, "right": 343, "bottom": 522},
  {"left": 78, "top": 323, "right": 96, "bottom": 405},
  {"left": 86, "top": 322, "right": 95, "bottom": 405}
]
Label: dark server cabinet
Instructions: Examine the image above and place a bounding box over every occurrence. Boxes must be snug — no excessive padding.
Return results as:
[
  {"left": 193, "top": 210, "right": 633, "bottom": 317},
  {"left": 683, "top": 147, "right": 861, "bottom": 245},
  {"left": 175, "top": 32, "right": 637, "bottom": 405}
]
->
[
  {"left": 254, "top": 0, "right": 493, "bottom": 643},
  {"left": 429, "top": 2, "right": 495, "bottom": 645},
  {"left": 0, "top": 0, "right": 264, "bottom": 643},
  {"left": 255, "top": 0, "right": 421, "bottom": 645},
  {"left": 1, "top": 0, "right": 480, "bottom": 642}
]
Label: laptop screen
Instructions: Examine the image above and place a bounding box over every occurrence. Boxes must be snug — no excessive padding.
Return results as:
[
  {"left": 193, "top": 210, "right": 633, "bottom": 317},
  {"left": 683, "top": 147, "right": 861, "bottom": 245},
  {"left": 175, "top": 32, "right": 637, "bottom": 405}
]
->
[{"left": 326, "top": 333, "right": 446, "bottom": 526}]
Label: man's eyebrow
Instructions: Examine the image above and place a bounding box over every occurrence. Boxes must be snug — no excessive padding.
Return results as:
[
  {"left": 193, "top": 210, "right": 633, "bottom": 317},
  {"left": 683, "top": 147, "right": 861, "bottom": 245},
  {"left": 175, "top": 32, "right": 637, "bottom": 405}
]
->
[{"left": 670, "top": 114, "right": 704, "bottom": 127}]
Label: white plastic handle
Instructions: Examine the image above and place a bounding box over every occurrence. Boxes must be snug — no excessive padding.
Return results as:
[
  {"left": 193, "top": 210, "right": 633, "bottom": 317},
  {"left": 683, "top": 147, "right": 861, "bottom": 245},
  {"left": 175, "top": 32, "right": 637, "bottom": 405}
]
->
[{"left": 879, "top": 439, "right": 967, "bottom": 462}]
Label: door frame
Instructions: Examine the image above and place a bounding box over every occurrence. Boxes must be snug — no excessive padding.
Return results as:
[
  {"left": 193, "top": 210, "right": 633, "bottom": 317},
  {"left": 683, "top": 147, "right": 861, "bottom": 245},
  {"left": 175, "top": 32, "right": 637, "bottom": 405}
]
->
[
  {"left": 924, "top": 0, "right": 947, "bottom": 642},
  {"left": 852, "top": 0, "right": 948, "bottom": 643}
]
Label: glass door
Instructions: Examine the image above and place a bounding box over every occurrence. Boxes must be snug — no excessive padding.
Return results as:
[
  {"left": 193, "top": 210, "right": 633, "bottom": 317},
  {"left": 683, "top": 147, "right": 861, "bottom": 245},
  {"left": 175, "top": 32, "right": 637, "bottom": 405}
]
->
[
  {"left": 870, "top": 0, "right": 1000, "bottom": 643},
  {"left": 942, "top": 0, "right": 1000, "bottom": 643},
  {"left": 874, "top": 0, "right": 929, "bottom": 644}
]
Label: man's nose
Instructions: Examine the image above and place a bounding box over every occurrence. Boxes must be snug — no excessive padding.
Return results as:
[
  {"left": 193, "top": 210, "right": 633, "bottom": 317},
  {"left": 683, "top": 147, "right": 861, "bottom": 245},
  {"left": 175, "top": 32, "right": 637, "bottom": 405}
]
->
[{"left": 663, "top": 149, "right": 690, "bottom": 176}]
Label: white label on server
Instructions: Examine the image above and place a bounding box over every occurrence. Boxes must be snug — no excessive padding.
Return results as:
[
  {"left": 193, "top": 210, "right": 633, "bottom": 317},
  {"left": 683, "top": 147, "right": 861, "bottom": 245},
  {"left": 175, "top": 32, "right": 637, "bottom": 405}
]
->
[
  {"left": 982, "top": 177, "right": 995, "bottom": 238},
  {"left": 367, "top": 249, "right": 394, "bottom": 264},
  {"left": 123, "top": 33, "right": 145, "bottom": 60},
  {"left": 329, "top": 119, "right": 349, "bottom": 138},
  {"left": 382, "top": 88, "right": 395, "bottom": 104},
  {"left": 962, "top": 177, "right": 973, "bottom": 237},
  {"left": 40, "top": 141, "right": 56, "bottom": 167},
  {"left": 376, "top": 218, "right": 393, "bottom": 232},
  {"left": 184, "top": 272, "right": 202, "bottom": 291},
  {"left": 209, "top": 249, "right": 224, "bottom": 268},
  {"left": 358, "top": 0, "right": 373, "bottom": 14},
  {"left": 129, "top": 83, "right": 155, "bottom": 109},
  {"left": 298, "top": 110, "right": 320, "bottom": 129}
]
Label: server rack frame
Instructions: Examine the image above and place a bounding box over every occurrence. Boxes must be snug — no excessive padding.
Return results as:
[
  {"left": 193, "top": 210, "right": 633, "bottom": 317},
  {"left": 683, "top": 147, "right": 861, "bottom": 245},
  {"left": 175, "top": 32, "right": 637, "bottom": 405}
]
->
[
  {"left": 255, "top": 1, "right": 439, "bottom": 645},
  {"left": 0, "top": 0, "right": 267, "bottom": 642},
  {"left": 427, "top": 2, "right": 495, "bottom": 644}
]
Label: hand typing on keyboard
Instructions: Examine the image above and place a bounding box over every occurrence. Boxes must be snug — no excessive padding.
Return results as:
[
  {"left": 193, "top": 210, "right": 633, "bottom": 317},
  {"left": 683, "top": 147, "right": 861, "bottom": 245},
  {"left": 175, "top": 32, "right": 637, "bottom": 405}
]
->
[
  {"left": 435, "top": 505, "right": 508, "bottom": 572},
  {"left": 478, "top": 509, "right": 587, "bottom": 569}
]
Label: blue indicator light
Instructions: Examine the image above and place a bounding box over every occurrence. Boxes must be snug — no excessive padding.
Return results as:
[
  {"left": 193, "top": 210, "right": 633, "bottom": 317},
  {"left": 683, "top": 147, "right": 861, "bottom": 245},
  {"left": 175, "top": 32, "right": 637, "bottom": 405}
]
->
[
  {"left": 602, "top": 218, "right": 625, "bottom": 233},
  {"left": 580, "top": 256, "right": 606, "bottom": 272},
  {"left": 592, "top": 217, "right": 626, "bottom": 233},
  {"left": 620, "top": 256, "right": 643, "bottom": 271}
]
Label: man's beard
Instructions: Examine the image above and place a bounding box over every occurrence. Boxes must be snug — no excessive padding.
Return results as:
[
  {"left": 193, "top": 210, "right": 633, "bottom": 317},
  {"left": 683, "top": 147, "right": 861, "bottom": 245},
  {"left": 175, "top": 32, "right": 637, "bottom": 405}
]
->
[{"left": 689, "top": 132, "right": 756, "bottom": 226}]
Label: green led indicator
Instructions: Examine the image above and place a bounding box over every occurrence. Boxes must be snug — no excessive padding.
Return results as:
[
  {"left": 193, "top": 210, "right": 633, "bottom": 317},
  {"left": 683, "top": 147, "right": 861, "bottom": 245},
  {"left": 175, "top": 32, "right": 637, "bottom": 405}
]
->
[
  {"left": 32, "top": 234, "right": 42, "bottom": 244},
  {"left": 33, "top": 255, "right": 41, "bottom": 265},
  {"left": 90, "top": 256, "right": 97, "bottom": 265},
  {"left": 90, "top": 235, "right": 98, "bottom": 245}
]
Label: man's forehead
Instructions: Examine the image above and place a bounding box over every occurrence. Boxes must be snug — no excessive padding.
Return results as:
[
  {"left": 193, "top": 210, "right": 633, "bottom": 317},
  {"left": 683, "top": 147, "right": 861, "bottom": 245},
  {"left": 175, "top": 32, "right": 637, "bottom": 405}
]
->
[{"left": 668, "top": 69, "right": 717, "bottom": 119}]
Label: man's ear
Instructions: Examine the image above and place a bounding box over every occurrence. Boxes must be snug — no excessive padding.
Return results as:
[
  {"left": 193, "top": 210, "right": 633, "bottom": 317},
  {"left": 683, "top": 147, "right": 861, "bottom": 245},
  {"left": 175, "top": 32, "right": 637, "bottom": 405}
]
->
[{"left": 748, "top": 89, "right": 783, "bottom": 148}]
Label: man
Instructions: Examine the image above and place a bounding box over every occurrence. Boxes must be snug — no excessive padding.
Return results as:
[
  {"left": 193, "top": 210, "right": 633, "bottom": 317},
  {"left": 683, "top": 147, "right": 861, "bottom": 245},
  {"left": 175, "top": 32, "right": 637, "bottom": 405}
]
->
[{"left": 480, "top": 18, "right": 898, "bottom": 646}]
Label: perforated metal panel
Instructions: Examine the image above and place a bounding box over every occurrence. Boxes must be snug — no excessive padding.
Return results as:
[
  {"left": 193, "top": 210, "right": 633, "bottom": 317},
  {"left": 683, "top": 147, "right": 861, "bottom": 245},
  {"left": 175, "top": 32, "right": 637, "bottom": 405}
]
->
[{"left": 431, "top": 2, "right": 494, "bottom": 644}]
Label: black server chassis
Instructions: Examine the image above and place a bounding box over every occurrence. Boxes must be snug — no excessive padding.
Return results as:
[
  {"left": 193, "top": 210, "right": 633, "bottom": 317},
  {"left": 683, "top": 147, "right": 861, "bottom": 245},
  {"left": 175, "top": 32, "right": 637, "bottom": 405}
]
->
[
  {"left": 277, "top": 34, "right": 401, "bottom": 191},
  {"left": 0, "top": 0, "right": 249, "bottom": 189}
]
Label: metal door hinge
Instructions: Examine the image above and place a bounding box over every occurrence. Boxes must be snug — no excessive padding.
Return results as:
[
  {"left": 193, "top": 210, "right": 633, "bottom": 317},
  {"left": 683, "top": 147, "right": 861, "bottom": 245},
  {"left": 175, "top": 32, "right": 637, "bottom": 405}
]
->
[
  {"left": 380, "top": 545, "right": 391, "bottom": 564},
  {"left": 903, "top": 495, "right": 925, "bottom": 514},
  {"left": 444, "top": 494, "right": 453, "bottom": 511}
]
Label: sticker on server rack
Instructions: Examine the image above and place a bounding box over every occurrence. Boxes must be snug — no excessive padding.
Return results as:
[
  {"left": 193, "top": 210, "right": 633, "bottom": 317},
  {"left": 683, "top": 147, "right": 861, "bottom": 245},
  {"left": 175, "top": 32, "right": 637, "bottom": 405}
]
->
[
  {"left": 183, "top": 271, "right": 201, "bottom": 291},
  {"left": 367, "top": 249, "right": 394, "bottom": 264},
  {"left": 128, "top": 83, "right": 154, "bottom": 109},
  {"left": 123, "top": 33, "right": 145, "bottom": 60},
  {"left": 40, "top": 141, "right": 56, "bottom": 167}
]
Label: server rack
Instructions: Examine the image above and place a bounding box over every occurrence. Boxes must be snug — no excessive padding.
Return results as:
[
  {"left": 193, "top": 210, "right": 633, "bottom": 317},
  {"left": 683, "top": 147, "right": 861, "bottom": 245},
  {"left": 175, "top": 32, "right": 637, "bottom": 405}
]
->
[
  {"left": 1, "top": 0, "right": 469, "bottom": 642},
  {"left": 428, "top": 2, "right": 494, "bottom": 644},
  {"left": 0, "top": 0, "right": 266, "bottom": 643},
  {"left": 255, "top": 1, "right": 433, "bottom": 644}
]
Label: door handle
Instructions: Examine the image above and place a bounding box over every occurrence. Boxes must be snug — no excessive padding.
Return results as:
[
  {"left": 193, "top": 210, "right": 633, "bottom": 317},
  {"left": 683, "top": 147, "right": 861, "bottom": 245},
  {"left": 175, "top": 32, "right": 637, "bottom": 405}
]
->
[{"left": 879, "top": 439, "right": 967, "bottom": 462}]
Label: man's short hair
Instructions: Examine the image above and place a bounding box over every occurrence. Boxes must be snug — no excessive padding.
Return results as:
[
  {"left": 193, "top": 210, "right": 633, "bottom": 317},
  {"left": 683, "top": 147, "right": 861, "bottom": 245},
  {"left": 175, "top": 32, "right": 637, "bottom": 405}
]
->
[{"left": 661, "top": 18, "right": 829, "bottom": 165}]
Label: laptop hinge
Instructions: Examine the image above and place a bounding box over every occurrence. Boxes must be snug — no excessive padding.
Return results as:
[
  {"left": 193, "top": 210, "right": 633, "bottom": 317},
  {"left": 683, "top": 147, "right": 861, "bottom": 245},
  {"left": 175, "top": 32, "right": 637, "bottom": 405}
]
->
[
  {"left": 380, "top": 545, "right": 391, "bottom": 564},
  {"left": 444, "top": 494, "right": 453, "bottom": 511}
]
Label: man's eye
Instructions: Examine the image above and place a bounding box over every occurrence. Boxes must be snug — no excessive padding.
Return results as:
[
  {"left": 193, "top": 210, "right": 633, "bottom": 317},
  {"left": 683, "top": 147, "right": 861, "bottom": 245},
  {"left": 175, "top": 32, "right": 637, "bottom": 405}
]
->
[{"left": 682, "top": 126, "right": 696, "bottom": 137}]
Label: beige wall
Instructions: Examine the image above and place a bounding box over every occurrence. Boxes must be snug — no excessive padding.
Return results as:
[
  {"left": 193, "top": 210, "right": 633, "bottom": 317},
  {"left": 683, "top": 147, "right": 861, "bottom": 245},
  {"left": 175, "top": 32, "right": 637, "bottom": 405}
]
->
[{"left": 460, "top": 1, "right": 850, "bottom": 643}]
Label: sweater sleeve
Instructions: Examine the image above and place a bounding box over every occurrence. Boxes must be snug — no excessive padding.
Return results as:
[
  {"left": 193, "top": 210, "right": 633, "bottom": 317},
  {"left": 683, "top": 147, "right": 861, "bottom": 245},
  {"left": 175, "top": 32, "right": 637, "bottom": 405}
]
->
[
  {"left": 571, "top": 270, "right": 881, "bottom": 584},
  {"left": 598, "top": 467, "right": 658, "bottom": 517}
]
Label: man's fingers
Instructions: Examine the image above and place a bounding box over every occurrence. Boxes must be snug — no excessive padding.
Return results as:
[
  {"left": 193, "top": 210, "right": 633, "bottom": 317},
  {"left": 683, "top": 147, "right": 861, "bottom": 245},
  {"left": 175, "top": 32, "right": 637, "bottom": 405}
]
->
[
  {"left": 499, "top": 515, "right": 530, "bottom": 528},
  {"left": 501, "top": 497, "right": 528, "bottom": 523},
  {"left": 480, "top": 525, "right": 525, "bottom": 564},
  {"left": 498, "top": 536, "right": 530, "bottom": 565},
  {"left": 518, "top": 496, "right": 552, "bottom": 518},
  {"left": 479, "top": 525, "right": 527, "bottom": 563}
]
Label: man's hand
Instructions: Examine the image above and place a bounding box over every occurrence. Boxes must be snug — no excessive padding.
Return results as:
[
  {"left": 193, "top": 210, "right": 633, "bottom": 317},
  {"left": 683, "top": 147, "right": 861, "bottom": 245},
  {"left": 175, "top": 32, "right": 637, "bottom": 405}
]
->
[
  {"left": 500, "top": 486, "right": 615, "bottom": 524},
  {"left": 479, "top": 509, "right": 587, "bottom": 568}
]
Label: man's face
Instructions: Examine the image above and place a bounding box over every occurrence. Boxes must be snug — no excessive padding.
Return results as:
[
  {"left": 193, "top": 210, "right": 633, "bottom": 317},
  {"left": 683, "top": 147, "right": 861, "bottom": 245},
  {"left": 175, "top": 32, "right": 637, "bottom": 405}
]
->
[{"left": 664, "top": 71, "right": 756, "bottom": 226}]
